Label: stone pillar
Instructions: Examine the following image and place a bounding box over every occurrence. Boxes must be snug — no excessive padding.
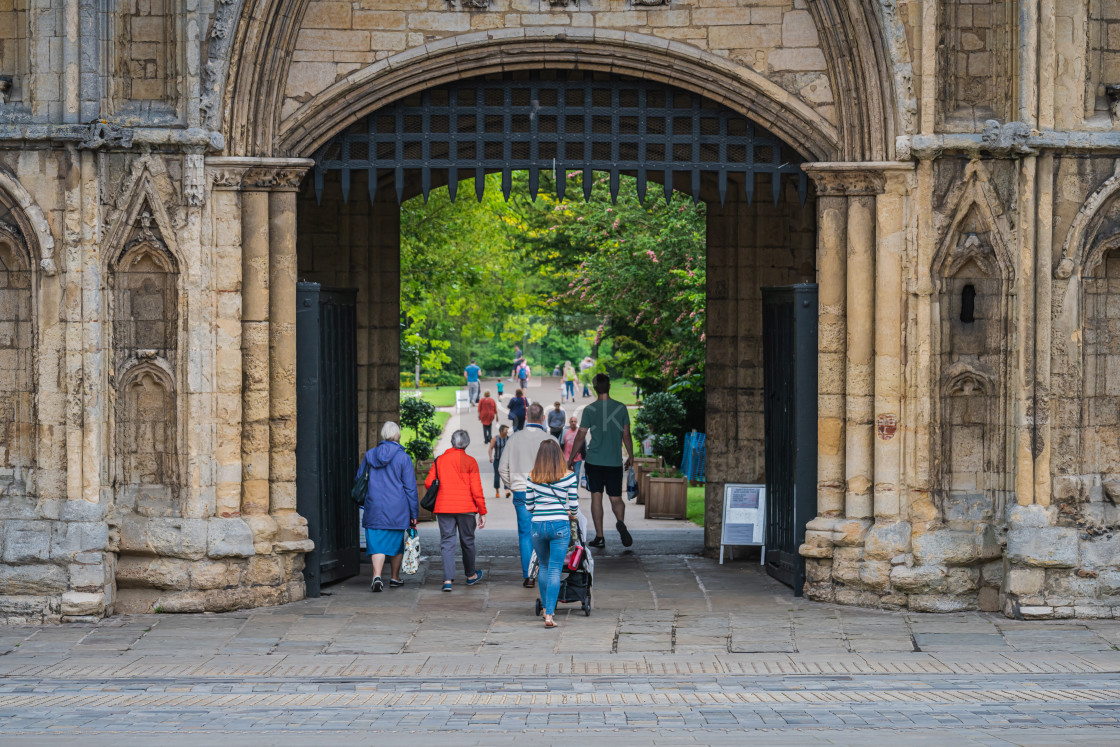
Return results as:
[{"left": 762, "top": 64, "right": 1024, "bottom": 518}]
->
[
  {"left": 845, "top": 192, "right": 876, "bottom": 520},
  {"left": 872, "top": 168, "right": 915, "bottom": 520},
  {"left": 814, "top": 191, "right": 847, "bottom": 519},
  {"left": 1015, "top": 155, "right": 1038, "bottom": 507},
  {"left": 240, "top": 182, "right": 271, "bottom": 522},
  {"left": 267, "top": 167, "right": 312, "bottom": 543},
  {"left": 800, "top": 164, "right": 893, "bottom": 565},
  {"left": 206, "top": 163, "right": 248, "bottom": 519},
  {"left": 1033, "top": 153, "right": 1054, "bottom": 507},
  {"left": 231, "top": 160, "right": 315, "bottom": 553}
]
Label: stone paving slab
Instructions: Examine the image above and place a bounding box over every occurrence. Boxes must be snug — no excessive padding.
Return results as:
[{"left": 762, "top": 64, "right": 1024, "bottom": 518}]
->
[
  {"left": 1, "top": 672, "right": 1119, "bottom": 738},
  {"left": 5, "top": 548, "right": 1120, "bottom": 739}
]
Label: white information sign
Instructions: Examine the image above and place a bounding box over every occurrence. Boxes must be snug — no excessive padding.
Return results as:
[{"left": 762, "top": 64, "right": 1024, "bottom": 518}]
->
[{"left": 720, "top": 483, "right": 766, "bottom": 565}]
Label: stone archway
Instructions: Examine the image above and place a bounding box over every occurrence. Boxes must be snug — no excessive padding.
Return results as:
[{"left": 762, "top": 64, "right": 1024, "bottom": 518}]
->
[
  {"left": 217, "top": 2, "right": 905, "bottom": 162},
  {"left": 291, "top": 66, "right": 820, "bottom": 562},
  {"left": 211, "top": 5, "right": 913, "bottom": 595}
]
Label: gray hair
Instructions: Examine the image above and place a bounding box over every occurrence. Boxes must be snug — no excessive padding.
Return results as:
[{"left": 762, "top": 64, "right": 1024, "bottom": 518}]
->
[
  {"left": 381, "top": 421, "right": 401, "bottom": 442},
  {"left": 527, "top": 402, "right": 545, "bottom": 423},
  {"left": 450, "top": 429, "right": 470, "bottom": 449}
]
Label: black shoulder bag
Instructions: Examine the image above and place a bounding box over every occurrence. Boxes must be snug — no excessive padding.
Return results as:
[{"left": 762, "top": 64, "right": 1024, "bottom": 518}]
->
[
  {"left": 350, "top": 460, "right": 370, "bottom": 507},
  {"left": 420, "top": 459, "right": 439, "bottom": 512}
]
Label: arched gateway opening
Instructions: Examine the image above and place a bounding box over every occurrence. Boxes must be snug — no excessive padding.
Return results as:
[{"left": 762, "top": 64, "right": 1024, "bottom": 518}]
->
[{"left": 293, "top": 69, "right": 820, "bottom": 594}]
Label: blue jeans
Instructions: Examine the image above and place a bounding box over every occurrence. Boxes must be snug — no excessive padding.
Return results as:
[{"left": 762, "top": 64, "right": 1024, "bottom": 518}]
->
[
  {"left": 512, "top": 492, "right": 533, "bottom": 578},
  {"left": 530, "top": 520, "right": 571, "bottom": 616},
  {"left": 565, "top": 380, "right": 575, "bottom": 399}
]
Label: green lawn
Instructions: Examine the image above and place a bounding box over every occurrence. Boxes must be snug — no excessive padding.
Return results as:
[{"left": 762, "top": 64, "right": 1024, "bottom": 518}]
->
[
  {"left": 613, "top": 382, "right": 639, "bottom": 406},
  {"left": 402, "top": 411, "right": 450, "bottom": 447},
  {"left": 414, "top": 386, "right": 460, "bottom": 408},
  {"left": 686, "top": 486, "right": 705, "bottom": 527}
]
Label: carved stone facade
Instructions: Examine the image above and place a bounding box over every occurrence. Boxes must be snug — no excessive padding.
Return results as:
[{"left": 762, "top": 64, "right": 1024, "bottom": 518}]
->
[{"left": 1, "top": 1, "right": 1120, "bottom": 622}]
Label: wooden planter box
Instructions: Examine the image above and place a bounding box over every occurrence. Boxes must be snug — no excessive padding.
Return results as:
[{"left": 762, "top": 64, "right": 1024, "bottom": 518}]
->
[
  {"left": 644, "top": 476, "right": 688, "bottom": 520},
  {"left": 415, "top": 460, "right": 436, "bottom": 521},
  {"left": 632, "top": 457, "right": 661, "bottom": 505}
]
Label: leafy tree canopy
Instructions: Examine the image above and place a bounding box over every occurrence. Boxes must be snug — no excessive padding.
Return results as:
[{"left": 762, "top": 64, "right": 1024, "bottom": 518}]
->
[{"left": 400, "top": 171, "right": 706, "bottom": 400}]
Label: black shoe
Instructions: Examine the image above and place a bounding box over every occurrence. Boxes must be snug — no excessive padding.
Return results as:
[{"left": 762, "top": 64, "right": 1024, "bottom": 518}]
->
[
  {"left": 371, "top": 576, "right": 383, "bottom": 592},
  {"left": 616, "top": 521, "right": 633, "bottom": 547},
  {"left": 389, "top": 578, "right": 404, "bottom": 588},
  {"left": 589, "top": 536, "right": 605, "bottom": 549}
]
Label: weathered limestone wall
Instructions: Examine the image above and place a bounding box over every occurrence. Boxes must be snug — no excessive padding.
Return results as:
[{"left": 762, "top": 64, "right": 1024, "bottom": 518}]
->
[
  {"left": 705, "top": 180, "right": 815, "bottom": 551},
  {"left": 281, "top": 0, "right": 834, "bottom": 127},
  {"left": 295, "top": 175, "right": 400, "bottom": 447},
  {"left": 6, "top": 1, "right": 1120, "bottom": 622}
]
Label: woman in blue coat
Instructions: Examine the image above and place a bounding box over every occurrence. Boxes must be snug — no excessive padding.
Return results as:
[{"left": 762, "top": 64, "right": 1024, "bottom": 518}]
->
[{"left": 357, "top": 421, "right": 418, "bottom": 592}]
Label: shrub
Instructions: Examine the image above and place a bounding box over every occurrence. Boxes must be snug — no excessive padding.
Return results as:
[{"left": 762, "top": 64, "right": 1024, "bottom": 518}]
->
[
  {"left": 637, "top": 391, "right": 687, "bottom": 468},
  {"left": 399, "top": 395, "right": 436, "bottom": 431},
  {"left": 399, "top": 394, "right": 440, "bottom": 463},
  {"left": 651, "top": 433, "right": 683, "bottom": 471},
  {"left": 637, "top": 392, "right": 686, "bottom": 437},
  {"left": 404, "top": 439, "right": 434, "bottom": 463}
]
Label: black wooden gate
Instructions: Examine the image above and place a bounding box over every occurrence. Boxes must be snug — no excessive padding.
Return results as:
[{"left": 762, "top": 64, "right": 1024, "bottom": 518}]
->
[
  {"left": 761, "top": 284, "right": 818, "bottom": 596},
  {"left": 296, "top": 282, "right": 361, "bottom": 597}
]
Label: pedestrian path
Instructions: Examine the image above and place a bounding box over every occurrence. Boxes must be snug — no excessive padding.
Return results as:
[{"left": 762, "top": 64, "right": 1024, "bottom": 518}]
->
[
  {"left": 427, "top": 376, "right": 687, "bottom": 534},
  {"left": 7, "top": 377, "right": 1120, "bottom": 740},
  {"left": 4, "top": 552, "right": 1120, "bottom": 740}
]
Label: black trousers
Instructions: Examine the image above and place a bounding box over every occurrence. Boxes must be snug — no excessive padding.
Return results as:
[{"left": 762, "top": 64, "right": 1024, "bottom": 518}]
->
[{"left": 482, "top": 423, "right": 492, "bottom": 443}]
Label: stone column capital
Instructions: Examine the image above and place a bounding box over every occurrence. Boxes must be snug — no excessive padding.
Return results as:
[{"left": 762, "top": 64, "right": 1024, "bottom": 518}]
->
[
  {"left": 205, "top": 157, "right": 315, "bottom": 192},
  {"left": 802, "top": 162, "right": 914, "bottom": 196}
]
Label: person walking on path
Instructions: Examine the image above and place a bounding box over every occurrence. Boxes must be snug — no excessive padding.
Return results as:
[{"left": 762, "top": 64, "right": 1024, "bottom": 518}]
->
[
  {"left": 579, "top": 357, "right": 594, "bottom": 399},
  {"left": 425, "top": 430, "right": 487, "bottom": 592},
  {"left": 498, "top": 402, "right": 554, "bottom": 588},
  {"left": 464, "top": 358, "right": 482, "bottom": 406},
  {"left": 488, "top": 424, "right": 511, "bottom": 500},
  {"left": 547, "top": 401, "right": 567, "bottom": 442},
  {"left": 358, "top": 421, "right": 418, "bottom": 593},
  {"left": 507, "top": 388, "right": 528, "bottom": 432},
  {"left": 518, "top": 362, "right": 530, "bottom": 391},
  {"left": 563, "top": 361, "right": 578, "bottom": 403},
  {"left": 561, "top": 416, "right": 585, "bottom": 476},
  {"left": 566, "top": 373, "right": 635, "bottom": 549},
  {"left": 496, "top": 379, "right": 504, "bottom": 398},
  {"left": 526, "top": 439, "right": 578, "bottom": 629},
  {"left": 478, "top": 390, "right": 497, "bottom": 444}
]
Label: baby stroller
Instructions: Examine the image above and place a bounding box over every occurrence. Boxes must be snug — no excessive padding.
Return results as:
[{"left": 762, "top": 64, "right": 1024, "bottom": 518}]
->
[{"left": 530, "top": 512, "right": 594, "bottom": 617}]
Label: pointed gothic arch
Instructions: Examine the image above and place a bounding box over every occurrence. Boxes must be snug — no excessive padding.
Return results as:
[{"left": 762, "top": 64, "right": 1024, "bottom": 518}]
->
[
  {"left": 0, "top": 188, "right": 38, "bottom": 488},
  {"left": 105, "top": 160, "right": 183, "bottom": 517},
  {"left": 1056, "top": 160, "right": 1120, "bottom": 280},
  {"left": 932, "top": 161, "right": 1016, "bottom": 288},
  {"left": 113, "top": 359, "right": 180, "bottom": 516}
]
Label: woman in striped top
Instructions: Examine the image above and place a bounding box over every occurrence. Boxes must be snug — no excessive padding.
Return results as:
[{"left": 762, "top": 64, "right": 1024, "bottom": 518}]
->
[{"left": 526, "top": 439, "right": 579, "bottom": 628}]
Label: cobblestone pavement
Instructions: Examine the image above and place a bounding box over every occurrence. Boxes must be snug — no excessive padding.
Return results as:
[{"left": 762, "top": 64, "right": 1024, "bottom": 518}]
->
[{"left": 3, "top": 554, "right": 1120, "bottom": 742}]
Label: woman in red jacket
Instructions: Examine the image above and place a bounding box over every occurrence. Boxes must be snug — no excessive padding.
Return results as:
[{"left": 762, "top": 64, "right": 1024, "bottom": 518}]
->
[{"left": 426, "top": 429, "right": 488, "bottom": 592}]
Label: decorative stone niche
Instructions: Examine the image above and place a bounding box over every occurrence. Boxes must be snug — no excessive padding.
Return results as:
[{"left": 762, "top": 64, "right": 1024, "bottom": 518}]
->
[
  {"left": 939, "top": 0, "right": 1019, "bottom": 129},
  {"left": 933, "top": 167, "right": 1014, "bottom": 533},
  {"left": 0, "top": 211, "right": 34, "bottom": 492},
  {"left": 1081, "top": 240, "right": 1120, "bottom": 527},
  {"left": 110, "top": 215, "right": 180, "bottom": 517}
]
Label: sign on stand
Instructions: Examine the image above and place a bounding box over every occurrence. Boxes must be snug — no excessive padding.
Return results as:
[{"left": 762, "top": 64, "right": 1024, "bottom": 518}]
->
[{"left": 720, "top": 483, "right": 766, "bottom": 565}]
